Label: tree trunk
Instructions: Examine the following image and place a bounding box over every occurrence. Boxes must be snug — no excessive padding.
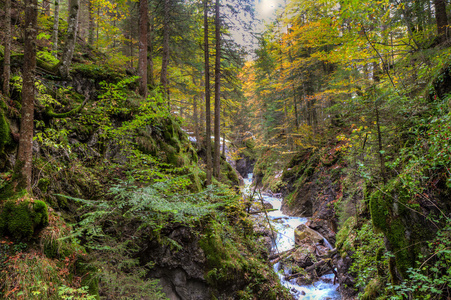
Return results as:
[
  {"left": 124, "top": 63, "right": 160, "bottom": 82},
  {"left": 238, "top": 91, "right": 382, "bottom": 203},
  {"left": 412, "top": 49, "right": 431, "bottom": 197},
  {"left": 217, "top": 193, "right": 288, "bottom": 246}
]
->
[
  {"left": 138, "top": 0, "right": 148, "bottom": 98},
  {"left": 88, "top": 0, "right": 94, "bottom": 46},
  {"left": 288, "top": 48, "right": 298, "bottom": 128},
  {"left": 193, "top": 77, "right": 200, "bottom": 149},
  {"left": 161, "top": 0, "right": 170, "bottom": 104},
  {"left": 213, "top": 0, "right": 221, "bottom": 178},
  {"left": 204, "top": 0, "right": 212, "bottom": 185},
  {"left": 17, "top": 0, "right": 38, "bottom": 192},
  {"left": 3, "top": 0, "right": 11, "bottom": 96},
  {"left": 59, "top": 0, "right": 80, "bottom": 78},
  {"left": 147, "top": 14, "right": 155, "bottom": 87},
  {"left": 375, "top": 99, "right": 386, "bottom": 184},
  {"left": 129, "top": 12, "right": 133, "bottom": 69},
  {"left": 434, "top": 0, "right": 448, "bottom": 39},
  {"left": 52, "top": 0, "right": 60, "bottom": 58}
]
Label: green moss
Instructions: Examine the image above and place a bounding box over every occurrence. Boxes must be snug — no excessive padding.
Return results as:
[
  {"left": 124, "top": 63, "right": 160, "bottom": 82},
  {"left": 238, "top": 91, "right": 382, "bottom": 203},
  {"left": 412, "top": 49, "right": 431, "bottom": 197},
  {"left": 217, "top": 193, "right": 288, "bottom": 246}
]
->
[
  {"left": 72, "top": 63, "right": 125, "bottom": 81},
  {"left": 369, "top": 189, "right": 388, "bottom": 232},
  {"left": 369, "top": 179, "right": 418, "bottom": 279},
  {"left": 219, "top": 158, "right": 240, "bottom": 187},
  {"left": 38, "top": 178, "right": 50, "bottom": 193},
  {"left": 0, "top": 199, "right": 49, "bottom": 240},
  {"left": 336, "top": 216, "right": 356, "bottom": 255},
  {"left": 361, "top": 278, "right": 381, "bottom": 300},
  {"left": 0, "top": 110, "right": 11, "bottom": 154}
]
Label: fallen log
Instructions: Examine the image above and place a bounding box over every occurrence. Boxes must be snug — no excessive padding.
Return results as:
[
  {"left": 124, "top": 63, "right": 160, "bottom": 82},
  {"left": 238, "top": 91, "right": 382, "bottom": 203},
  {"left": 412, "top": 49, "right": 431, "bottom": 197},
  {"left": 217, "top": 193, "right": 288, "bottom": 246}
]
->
[
  {"left": 284, "top": 258, "right": 332, "bottom": 280},
  {"left": 269, "top": 247, "right": 298, "bottom": 262},
  {"left": 249, "top": 208, "right": 278, "bottom": 215}
]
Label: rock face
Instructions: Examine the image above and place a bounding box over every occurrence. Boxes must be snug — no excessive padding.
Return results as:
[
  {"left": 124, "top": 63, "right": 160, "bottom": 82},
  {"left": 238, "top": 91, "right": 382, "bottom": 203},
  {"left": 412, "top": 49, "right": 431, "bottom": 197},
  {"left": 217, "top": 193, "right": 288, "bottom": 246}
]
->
[
  {"left": 142, "top": 226, "right": 211, "bottom": 300},
  {"left": 335, "top": 255, "right": 358, "bottom": 300},
  {"left": 236, "top": 156, "right": 255, "bottom": 177}
]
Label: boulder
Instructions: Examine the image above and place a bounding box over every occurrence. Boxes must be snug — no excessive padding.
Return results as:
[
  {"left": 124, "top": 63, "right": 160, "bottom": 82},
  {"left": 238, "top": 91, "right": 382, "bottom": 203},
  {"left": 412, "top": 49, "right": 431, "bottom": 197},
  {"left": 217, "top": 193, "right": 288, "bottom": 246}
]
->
[{"left": 294, "top": 224, "right": 325, "bottom": 245}]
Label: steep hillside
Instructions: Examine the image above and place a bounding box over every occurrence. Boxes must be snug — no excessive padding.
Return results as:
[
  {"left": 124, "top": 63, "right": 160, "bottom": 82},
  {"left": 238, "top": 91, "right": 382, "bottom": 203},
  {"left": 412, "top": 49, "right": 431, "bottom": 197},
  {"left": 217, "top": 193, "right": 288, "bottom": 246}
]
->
[{"left": 0, "top": 44, "right": 289, "bottom": 299}]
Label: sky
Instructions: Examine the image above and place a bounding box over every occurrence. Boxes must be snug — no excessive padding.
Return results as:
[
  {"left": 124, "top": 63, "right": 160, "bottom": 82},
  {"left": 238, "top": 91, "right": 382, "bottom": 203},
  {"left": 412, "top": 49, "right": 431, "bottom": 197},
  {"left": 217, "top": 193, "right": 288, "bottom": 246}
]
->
[{"left": 225, "top": 0, "right": 284, "bottom": 51}]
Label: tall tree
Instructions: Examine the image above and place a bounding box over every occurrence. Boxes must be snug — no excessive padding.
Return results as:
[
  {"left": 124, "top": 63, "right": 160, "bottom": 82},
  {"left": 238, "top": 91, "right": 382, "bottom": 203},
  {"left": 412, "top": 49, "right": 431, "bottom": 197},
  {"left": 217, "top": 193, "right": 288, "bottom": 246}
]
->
[
  {"left": 434, "top": 0, "right": 448, "bottom": 40},
  {"left": 59, "top": 0, "right": 80, "bottom": 78},
  {"left": 88, "top": 0, "right": 95, "bottom": 46},
  {"left": 213, "top": 0, "right": 221, "bottom": 178},
  {"left": 17, "top": 0, "right": 38, "bottom": 191},
  {"left": 161, "top": 0, "right": 170, "bottom": 103},
  {"left": 52, "top": 0, "right": 60, "bottom": 58},
  {"left": 204, "top": 0, "right": 212, "bottom": 185},
  {"left": 3, "top": 0, "right": 11, "bottom": 96},
  {"left": 147, "top": 12, "right": 155, "bottom": 87},
  {"left": 138, "top": 0, "right": 148, "bottom": 97}
]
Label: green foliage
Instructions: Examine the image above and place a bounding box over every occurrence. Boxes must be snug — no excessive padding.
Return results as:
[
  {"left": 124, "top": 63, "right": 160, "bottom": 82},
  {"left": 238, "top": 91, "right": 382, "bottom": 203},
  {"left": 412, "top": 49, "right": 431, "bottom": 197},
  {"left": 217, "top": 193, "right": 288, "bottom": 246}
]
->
[
  {"left": 71, "top": 178, "right": 235, "bottom": 239},
  {"left": 58, "top": 179, "right": 236, "bottom": 299},
  {"left": 199, "top": 211, "right": 289, "bottom": 299},
  {"left": 37, "top": 50, "right": 59, "bottom": 66},
  {"left": 72, "top": 63, "right": 125, "bottom": 81},
  {"left": 58, "top": 285, "right": 97, "bottom": 300},
  {"left": 0, "top": 198, "right": 49, "bottom": 240},
  {"left": 349, "top": 222, "right": 388, "bottom": 297},
  {"left": 369, "top": 181, "right": 414, "bottom": 278},
  {"left": 387, "top": 217, "right": 451, "bottom": 299}
]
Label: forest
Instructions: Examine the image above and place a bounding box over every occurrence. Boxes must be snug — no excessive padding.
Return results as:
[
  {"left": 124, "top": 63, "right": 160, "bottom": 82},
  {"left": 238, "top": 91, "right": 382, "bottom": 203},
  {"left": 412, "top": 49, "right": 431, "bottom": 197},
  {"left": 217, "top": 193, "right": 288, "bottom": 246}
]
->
[{"left": 0, "top": 0, "right": 450, "bottom": 299}]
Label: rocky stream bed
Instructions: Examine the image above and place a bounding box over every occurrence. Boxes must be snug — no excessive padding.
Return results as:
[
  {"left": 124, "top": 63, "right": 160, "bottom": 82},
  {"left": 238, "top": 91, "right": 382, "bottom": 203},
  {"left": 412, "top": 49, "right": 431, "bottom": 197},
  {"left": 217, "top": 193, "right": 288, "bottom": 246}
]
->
[{"left": 243, "top": 174, "right": 342, "bottom": 300}]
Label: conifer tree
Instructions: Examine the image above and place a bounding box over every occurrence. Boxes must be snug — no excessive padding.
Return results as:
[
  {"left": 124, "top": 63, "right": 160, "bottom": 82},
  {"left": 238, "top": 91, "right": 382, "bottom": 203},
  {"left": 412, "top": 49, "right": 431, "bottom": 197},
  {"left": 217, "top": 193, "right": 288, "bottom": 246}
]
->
[
  {"left": 17, "top": 0, "right": 38, "bottom": 191},
  {"left": 204, "top": 0, "right": 212, "bottom": 185},
  {"left": 138, "top": 0, "right": 148, "bottom": 97},
  {"left": 3, "top": 0, "right": 11, "bottom": 96},
  {"left": 213, "top": 0, "right": 221, "bottom": 178}
]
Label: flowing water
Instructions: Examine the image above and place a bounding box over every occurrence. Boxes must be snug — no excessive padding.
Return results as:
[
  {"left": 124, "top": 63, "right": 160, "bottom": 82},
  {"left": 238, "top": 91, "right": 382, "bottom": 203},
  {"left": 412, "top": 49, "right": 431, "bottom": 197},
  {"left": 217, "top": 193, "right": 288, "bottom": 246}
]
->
[{"left": 243, "top": 174, "right": 341, "bottom": 300}]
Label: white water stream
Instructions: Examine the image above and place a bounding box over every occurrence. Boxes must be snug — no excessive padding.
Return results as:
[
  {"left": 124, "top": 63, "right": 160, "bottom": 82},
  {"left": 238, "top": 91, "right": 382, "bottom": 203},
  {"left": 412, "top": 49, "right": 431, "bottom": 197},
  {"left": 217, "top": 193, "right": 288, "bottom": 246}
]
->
[{"left": 243, "top": 174, "right": 341, "bottom": 300}]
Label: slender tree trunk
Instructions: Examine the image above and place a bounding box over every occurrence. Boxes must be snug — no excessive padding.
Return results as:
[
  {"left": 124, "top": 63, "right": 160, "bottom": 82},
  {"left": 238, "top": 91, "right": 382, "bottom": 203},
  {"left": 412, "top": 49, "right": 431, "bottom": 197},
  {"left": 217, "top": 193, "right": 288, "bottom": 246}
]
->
[
  {"left": 204, "top": 0, "right": 212, "bottom": 185},
  {"left": 375, "top": 100, "right": 386, "bottom": 184},
  {"left": 129, "top": 13, "right": 133, "bottom": 69},
  {"left": 17, "top": 0, "right": 38, "bottom": 192},
  {"left": 161, "top": 0, "right": 170, "bottom": 103},
  {"left": 52, "top": 0, "right": 60, "bottom": 58},
  {"left": 287, "top": 48, "right": 298, "bottom": 128},
  {"left": 147, "top": 14, "right": 155, "bottom": 86},
  {"left": 59, "top": 0, "right": 80, "bottom": 78},
  {"left": 138, "top": 0, "right": 148, "bottom": 98},
  {"left": 96, "top": 6, "right": 99, "bottom": 49},
  {"left": 213, "top": 0, "right": 221, "bottom": 178},
  {"left": 222, "top": 106, "right": 225, "bottom": 157},
  {"left": 88, "top": 0, "right": 94, "bottom": 46},
  {"left": 193, "top": 77, "right": 200, "bottom": 149},
  {"left": 3, "top": 0, "right": 11, "bottom": 96},
  {"left": 200, "top": 75, "right": 205, "bottom": 138},
  {"left": 434, "top": 0, "right": 448, "bottom": 39}
]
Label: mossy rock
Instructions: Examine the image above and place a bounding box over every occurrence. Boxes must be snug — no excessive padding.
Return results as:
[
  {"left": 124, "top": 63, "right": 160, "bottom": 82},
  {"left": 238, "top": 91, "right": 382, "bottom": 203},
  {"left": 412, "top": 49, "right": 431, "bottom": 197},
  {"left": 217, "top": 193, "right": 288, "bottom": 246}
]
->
[
  {"left": 336, "top": 216, "right": 356, "bottom": 255},
  {"left": 361, "top": 278, "right": 381, "bottom": 300},
  {"left": 0, "top": 199, "right": 49, "bottom": 240},
  {"left": 0, "top": 109, "right": 11, "bottom": 154},
  {"left": 369, "top": 179, "right": 428, "bottom": 280}
]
